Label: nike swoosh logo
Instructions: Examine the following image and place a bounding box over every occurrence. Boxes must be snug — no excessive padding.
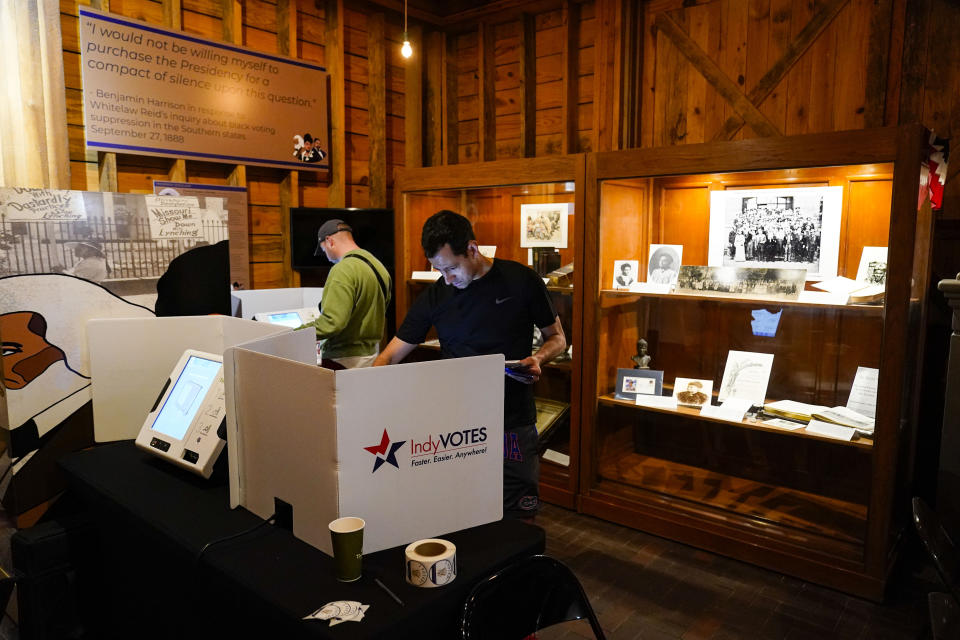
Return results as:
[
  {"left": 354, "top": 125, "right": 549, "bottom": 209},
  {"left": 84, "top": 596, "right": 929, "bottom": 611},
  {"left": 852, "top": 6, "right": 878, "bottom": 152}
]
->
[{"left": 495, "top": 297, "right": 513, "bottom": 304}]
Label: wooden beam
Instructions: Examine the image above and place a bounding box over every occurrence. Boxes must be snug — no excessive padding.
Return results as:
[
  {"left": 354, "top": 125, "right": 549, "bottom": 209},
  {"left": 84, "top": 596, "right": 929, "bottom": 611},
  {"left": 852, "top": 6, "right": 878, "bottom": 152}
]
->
[
  {"left": 883, "top": 0, "right": 908, "bottom": 127},
  {"left": 865, "top": 0, "right": 894, "bottom": 128},
  {"left": 165, "top": 0, "right": 184, "bottom": 183},
  {"left": 560, "top": 1, "right": 578, "bottom": 155},
  {"left": 280, "top": 171, "right": 300, "bottom": 287},
  {"left": 368, "top": 13, "right": 387, "bottom": 207},
  {"left": 518, "top": 13, "right": 536, "bottom": 157},
  {"left": 91, "top": 0, "right": 117, "bottom": 191},
  {"left": 897, "top": 0, "right": 931, "bottom": 126},
  {"left": 425, "top": 31, "right": 444, "bottom": 166},
  {"left": 223, "top": 0, "right": 243, "bottom": 45},
  {"left": 168, "top": 160, "right": 186, "bottom": 182},
  {"left": 592, "top": 0, "right": 619, "bottom": 151},
  {"left": 618, "top": 0, "right": 642, "bottom": 150},
  {"left": 278, "top": 0, "right": 299, "bottom": 287},
  {"left": 162, "top": 0, "right": 182, "bottom": 30},
  {"left": 277, "top": 0, "right": 296, "bottom": 56},
  {"left": 655, "top": 12, "right": 782, "bottom": 139},
  {"left": 443, "top": 32, "right": 459, "bottom": 165},
  {"left": 405, "top": 24, "right": 423, "bottom": 169},
  {"left": 326, "top": 0, "right": 347, "bottom": 205},
  {"left": 478, "top": 22, "right": 496, "bottom": 162},
  {"left": 98, "top": 151, "right": 117, "bottom": 192},
  {"left": 712, "top": 0, "right": 850, "bottom": 141}
]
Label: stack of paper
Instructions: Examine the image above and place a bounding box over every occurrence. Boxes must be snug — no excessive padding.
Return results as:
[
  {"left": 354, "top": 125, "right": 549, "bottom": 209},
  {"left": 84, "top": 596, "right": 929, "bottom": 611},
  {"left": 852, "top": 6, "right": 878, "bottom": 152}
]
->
[{"left": 810, "top": 406, "right": 874, "bottom": 436}]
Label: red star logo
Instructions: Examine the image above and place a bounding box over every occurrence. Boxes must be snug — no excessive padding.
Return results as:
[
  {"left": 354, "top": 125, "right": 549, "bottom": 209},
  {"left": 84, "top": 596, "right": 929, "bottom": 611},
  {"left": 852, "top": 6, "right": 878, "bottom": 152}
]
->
[{"left": 363, "top": 429, "right": 405, "bottom": 472}]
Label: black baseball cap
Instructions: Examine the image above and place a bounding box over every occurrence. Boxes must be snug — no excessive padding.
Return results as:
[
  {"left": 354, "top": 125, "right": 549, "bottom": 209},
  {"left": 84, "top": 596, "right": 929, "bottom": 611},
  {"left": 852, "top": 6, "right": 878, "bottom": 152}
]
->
[{"left": 314, "top": 219, "right": 353, "bottom": 256}]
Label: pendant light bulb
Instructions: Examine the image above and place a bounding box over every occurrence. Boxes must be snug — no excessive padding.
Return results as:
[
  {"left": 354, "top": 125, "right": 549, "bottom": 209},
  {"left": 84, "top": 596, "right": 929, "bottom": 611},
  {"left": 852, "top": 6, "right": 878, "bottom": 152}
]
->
[{"left": 400, "top": 0, "right": 413, "bottom": 59}]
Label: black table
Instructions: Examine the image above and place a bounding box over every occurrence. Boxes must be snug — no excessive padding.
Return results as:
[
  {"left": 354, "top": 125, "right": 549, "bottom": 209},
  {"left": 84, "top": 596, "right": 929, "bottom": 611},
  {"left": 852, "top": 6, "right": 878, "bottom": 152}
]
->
[{"left": 57, "top": 441, "right": 545, "bottom": 639}]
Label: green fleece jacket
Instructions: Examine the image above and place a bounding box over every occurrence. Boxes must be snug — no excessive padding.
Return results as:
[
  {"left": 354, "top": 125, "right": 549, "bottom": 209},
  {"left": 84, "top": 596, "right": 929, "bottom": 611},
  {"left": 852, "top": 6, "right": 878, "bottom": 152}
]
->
[{"left": 308, "top": 249, "right": 391, "bottom": 359}]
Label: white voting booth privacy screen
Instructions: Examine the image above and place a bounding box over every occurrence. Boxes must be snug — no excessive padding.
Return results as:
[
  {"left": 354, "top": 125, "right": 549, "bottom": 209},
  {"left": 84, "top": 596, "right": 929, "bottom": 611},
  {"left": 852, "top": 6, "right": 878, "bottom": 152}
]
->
[
  {"left": 224, "top": 332, "right": 504, "bottom": 556},
  {"left": 87, "top": 316, "right": 291, "bottom": 442},
  {"left": 231, "top": 287, "right": 323, "bottom": 319}
]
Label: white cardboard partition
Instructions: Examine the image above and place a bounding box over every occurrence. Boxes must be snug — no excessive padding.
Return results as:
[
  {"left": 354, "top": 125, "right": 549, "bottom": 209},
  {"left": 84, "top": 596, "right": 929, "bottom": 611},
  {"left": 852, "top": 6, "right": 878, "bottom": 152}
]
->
[
  {"left": 225, "top": 333, "right": 504, "bottom": 556},
  {"left": 88, "top": 316, "right": 291, "bottom": 442},
  {"left": 231, "top": 287, "right": 323, "bottom": 319}
]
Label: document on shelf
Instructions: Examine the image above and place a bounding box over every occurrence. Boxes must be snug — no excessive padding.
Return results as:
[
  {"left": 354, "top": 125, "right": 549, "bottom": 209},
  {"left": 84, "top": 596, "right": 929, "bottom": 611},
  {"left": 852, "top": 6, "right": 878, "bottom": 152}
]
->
[
  {"left": 763, "top": 399, "right": 829, "bottom": 422},
  {"left": 542, "top": 449, "right": 570, "bottom": 467},
  {"left": 846, "top": 366, "right": 879, "bottom": 420},
  {"left": 811, "top": 406, "right": 874, "bottom": 433},
  {"left": 699, "top": 398, "right": 752, "bottom": 422},
  {"left": 762, "top": 418, "right": 807, "bottom": 431},
  {"left": 635, "top": 395, "right": 678, "bottom": 410},
  {"left": 805, "top": 419, "right": 856, "bottom": 441}
]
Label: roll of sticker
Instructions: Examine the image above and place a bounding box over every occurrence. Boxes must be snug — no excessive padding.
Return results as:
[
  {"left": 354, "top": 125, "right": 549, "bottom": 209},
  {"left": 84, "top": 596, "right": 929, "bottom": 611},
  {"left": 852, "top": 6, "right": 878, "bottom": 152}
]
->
[{"left": 404, "top": 538, "right": 457, "bottom": 588}]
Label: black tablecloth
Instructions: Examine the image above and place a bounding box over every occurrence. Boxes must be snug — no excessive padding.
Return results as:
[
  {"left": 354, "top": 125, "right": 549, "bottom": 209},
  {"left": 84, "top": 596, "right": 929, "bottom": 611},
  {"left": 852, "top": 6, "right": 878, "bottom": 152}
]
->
[{"left": 59, "top": 441, "right": 545, "bottom": 639}]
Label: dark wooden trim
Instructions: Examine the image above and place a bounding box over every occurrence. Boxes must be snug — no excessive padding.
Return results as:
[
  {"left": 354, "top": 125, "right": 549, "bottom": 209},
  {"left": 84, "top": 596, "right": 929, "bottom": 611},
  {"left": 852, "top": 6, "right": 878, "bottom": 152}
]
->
[
  {"left": 593, "top": 127, "right": 901, "bottom": 178},
  {"left": 405, "top": 24, "right": 424, "bottom": 170},
  {"left": 864, "top": 122, "right": 927, "bottom": 575},
  {"left": 560, "top": 1, "right": 579, "bottom": 155},
  {"left": 326, "top": 0, "right": 347, "bottom": 206},
  {"left": 897, "top": 0, "right": 931, "bottom": 125},
  {"left": 425, "top": 30, "right": 444, "bottom": 167},
  {"left": 478, "top": 22, "right": 497, "bottom": 162},
  {"left": 655, "top": 12, "right": 781, "bottom": 139},
  {"left": 865, "top": 0, "right": 895, "bottom": 128},
  {"left": 711, "top": 0, "right": 850, "bottom": 141},
  {"left": 518, "top": 13, "right": 536, "bottom": 158},
  {"left": 592, "top": 0, "right": 619, "bottom": 151},
  {"left": 884, "top": 0, "right": 907, "bottom": 127},
  {"left": 368, "top": 13, "right": 387, "bottom": 207},
  {"left": 443, "top": 32, "right": 459, "bottom": 165},
  {"left": 578, "top": 150, "right": 600, "bottom": 495},
  {"left": 278, "top": 0, "right": 298, "bottom": 287}
]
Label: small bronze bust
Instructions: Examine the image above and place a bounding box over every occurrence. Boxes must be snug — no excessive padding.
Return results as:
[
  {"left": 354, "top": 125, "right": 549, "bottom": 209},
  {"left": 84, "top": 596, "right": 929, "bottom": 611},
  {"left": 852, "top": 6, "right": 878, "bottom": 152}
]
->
[{"left": 631, "top": 338, "right": 652, "bottom": 369}]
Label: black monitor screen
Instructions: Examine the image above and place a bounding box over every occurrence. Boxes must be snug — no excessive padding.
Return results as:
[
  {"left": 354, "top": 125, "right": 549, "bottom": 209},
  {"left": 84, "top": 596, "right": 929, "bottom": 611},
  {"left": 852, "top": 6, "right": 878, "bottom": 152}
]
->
[{"left": 290, "top": 208, "right": 394, "bottom": 274}]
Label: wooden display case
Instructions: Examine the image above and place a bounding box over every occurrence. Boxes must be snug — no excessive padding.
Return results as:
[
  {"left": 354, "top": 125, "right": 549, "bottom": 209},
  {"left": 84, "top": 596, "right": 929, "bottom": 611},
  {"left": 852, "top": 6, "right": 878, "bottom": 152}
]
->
[
  {"left": 393, "top": 156, "right": 586, "bottom": 509},
  {"left": 579, "top": 126, "right": 933, "bottom": 599}
]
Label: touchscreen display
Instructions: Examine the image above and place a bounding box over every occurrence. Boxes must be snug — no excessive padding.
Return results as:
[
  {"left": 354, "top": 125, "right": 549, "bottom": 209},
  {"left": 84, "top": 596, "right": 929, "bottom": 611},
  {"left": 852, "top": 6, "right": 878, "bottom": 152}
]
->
[
  {"left": 266, "top": 312, "right": 302, "bottom": 327},
  {"left": 151, "top": 356, "right": 221, "bottom": 440}
]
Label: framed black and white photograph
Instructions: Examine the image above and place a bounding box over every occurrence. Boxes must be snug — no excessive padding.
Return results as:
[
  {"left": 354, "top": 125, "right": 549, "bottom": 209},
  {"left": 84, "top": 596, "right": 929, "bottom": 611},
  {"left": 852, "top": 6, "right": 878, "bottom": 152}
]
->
[
  {"left": 612, "top": 260, "right": 639, "bottom": 289},
  {"left": 675, "top": 266, "right": 807, "bottom": 301},
  {"left": 519, "top": 203, "right": 572, "bottom": 248},
  {"left": 708, "top": 186, "right": 843, "bottom": 280},
  {"left": 647, "top": 244, "right": 683, "bottom": 285},
  {"left": 615, "top": 368, "right": 663, "bottom": 401}
]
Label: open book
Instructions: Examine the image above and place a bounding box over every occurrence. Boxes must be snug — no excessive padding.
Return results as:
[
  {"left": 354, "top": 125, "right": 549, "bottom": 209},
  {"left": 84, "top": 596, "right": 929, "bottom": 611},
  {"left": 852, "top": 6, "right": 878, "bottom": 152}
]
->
[{"left": 810, "top": 406, "right": 874, "bottom": 435}]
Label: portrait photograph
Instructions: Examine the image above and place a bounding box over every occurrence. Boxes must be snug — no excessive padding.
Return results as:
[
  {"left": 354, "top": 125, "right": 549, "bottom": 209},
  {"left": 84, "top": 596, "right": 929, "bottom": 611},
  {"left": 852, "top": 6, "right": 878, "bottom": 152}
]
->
[
  {"left": 674, "top": 266, "right": 807, "bottom": 301},
  {"left": 519, "top": 203, "right": 572, "bottom": 248},
  {"left": 647, "top": 244, "right": 683, "bottom": 285},
  {"left": 855, "top": 246, "right": 888, "bottom": 285},
  {"left": 707, "top": 186, "right": 843, "bottom": 280},
  {"left": 612, "top": 259, "right": 639, "bottom": 289},
  {"left": 673, "top": 377, "right": 714, "bottom": 409}
]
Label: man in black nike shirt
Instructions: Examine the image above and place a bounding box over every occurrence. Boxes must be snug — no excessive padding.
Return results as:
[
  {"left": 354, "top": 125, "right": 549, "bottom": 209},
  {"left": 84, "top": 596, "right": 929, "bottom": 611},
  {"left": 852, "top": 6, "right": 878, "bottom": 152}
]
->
[{"left": 373, "top": 210, "right": 566, "bottom": 518}]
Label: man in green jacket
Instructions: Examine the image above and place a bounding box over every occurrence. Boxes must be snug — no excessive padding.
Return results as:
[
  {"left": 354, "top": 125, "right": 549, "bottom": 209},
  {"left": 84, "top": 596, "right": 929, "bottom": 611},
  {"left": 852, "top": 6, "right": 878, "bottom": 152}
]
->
[{"left": 302, "top": 219, "right": 391, "bottom": 368}]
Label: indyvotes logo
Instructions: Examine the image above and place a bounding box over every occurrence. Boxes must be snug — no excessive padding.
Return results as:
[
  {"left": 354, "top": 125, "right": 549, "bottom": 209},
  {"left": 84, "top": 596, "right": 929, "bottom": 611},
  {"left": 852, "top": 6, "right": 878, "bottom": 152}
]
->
[
  {"left": 408, "top": 427, "right": 488, "bottom": 469},
  {"left": 363, "top": 429, "right": 405, "bottom": 473}
]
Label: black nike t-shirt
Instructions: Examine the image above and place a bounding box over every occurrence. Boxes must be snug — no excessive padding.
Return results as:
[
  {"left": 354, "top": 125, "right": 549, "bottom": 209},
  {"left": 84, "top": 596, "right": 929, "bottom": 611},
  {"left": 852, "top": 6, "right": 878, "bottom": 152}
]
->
[{"left": 396, "top": 258, "right": 558, "bottom": 427}]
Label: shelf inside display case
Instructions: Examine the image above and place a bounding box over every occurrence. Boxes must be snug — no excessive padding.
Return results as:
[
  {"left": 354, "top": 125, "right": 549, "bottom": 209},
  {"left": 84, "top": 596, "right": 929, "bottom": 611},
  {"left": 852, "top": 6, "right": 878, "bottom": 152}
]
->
[
  {"left": 598, "top": 289, "right": 884, "bottom": 314},
  {"left": 598, "top": 393, "right": 873, "bottom": 449}
]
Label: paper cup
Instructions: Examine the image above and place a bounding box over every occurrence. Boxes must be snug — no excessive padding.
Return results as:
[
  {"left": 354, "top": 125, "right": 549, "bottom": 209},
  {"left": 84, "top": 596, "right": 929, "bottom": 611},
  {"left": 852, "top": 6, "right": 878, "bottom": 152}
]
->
[{"left": 329, "top": 517, "right": 365, "bottom": 582}]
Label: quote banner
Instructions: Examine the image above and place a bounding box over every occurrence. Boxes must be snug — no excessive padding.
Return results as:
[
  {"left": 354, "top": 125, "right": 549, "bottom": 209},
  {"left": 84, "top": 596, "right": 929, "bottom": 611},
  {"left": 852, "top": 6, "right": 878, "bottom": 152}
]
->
[{"left": 79, "top": 7, "right": 328, "bottom": 171}]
